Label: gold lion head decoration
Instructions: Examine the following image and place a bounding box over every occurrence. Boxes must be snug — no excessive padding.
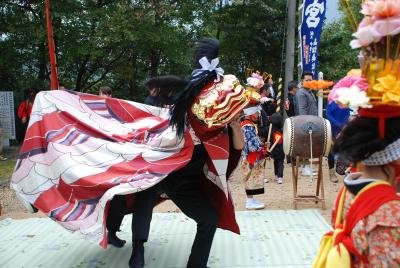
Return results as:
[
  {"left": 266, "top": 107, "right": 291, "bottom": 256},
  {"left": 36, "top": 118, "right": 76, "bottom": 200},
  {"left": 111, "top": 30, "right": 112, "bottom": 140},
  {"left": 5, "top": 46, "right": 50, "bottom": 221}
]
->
[{"left": 191, "top": 75, "right": 249, "bottom": 128}]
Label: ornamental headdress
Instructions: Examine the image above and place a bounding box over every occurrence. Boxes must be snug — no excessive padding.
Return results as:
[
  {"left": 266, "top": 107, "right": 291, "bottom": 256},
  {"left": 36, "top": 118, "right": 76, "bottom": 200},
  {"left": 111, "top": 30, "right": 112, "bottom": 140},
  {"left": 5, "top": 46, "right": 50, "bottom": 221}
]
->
[
  {"left": 170, "top": 38, "right": 249, "bottom": 136},
  {"left": 329, "top": 0, "right": 400, "bottom": 166},
  {"left": 244, "top": 72, "right": 264, "bottom": 105}
]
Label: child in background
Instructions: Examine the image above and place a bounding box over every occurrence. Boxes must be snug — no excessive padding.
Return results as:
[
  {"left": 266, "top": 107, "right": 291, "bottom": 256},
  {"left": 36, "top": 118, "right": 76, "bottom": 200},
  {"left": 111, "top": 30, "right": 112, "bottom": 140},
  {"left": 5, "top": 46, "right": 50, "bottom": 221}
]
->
[
  {"left": 269, "top": 113, "right": 285, "bottom": 184},
  {"left": 241, "top": 106, "right": 266, "bottom": 209}
]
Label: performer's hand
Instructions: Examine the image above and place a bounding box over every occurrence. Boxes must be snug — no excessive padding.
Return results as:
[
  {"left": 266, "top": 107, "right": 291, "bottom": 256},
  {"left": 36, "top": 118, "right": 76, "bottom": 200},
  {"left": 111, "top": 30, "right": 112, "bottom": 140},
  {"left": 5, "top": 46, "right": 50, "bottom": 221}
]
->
[
  {"left": 229, "top": 113, "right": 242, "bottom": 130},
  {"left": 22, "top": 117, "right": 27, "bottom": 124},
  {"left": 230, "top": 113, "right": 244, "bottom": 150},
  {"left": 262, "top": 147, "right": 270, "bottom": 157}
]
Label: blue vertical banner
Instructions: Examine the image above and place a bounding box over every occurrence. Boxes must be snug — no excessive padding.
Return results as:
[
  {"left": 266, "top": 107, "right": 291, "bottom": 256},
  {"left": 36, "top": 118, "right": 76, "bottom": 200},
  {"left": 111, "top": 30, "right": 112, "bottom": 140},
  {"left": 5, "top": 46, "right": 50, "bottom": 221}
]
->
[{"left": 300, "top": 0, "right": 326, "bottom": 79}]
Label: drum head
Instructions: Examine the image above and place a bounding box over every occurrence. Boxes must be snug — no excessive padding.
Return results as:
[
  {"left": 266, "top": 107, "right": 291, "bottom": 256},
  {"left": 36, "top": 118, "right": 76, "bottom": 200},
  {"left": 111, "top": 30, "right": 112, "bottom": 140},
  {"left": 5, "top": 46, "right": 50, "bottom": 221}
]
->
[
  {"left": 323, "top": 118, "right": 332, "bottom": 157},
  {"left": 283, "top": 118, "right": 293, "bottom": 156}
]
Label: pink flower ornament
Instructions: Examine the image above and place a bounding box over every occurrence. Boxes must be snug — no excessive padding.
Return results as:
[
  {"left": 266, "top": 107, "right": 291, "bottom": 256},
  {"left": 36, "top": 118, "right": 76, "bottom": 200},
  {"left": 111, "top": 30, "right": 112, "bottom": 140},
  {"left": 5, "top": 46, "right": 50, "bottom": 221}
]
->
[
  {"left": 246, "top": 73, "right": 264, "bottom": 89},
  {"left": 328, "top": 75, "right": 369, "bottom": 105},
  {"left": 373, "top": 17, "right": 400, "bottom": 37},
  {"left": 352, "top": 0, "right": 400, "bottom": 48},
  {"left": 350, "top": 17, "right": 381, "bottom": 48},
  {"left": 335, "top": 85, "right": 371, "bottom": 110},
  {"left": 370, "top": 0, "right": 400, "bottom": 18}
]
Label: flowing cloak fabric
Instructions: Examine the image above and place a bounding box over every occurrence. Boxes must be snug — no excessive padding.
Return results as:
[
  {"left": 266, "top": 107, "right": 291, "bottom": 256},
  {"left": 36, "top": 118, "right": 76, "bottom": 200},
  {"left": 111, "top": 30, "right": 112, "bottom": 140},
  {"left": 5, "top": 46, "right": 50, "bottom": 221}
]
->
[{"left": 11, "top": 90, "right": 241, "bottom": 247}]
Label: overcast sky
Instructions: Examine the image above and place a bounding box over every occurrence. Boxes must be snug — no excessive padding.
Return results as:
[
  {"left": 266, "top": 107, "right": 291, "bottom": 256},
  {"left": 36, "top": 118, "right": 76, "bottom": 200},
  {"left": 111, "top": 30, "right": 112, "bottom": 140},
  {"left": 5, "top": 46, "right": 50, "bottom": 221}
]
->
[{"left": 325, "top": 0, "right": 341, "bottom": 23}]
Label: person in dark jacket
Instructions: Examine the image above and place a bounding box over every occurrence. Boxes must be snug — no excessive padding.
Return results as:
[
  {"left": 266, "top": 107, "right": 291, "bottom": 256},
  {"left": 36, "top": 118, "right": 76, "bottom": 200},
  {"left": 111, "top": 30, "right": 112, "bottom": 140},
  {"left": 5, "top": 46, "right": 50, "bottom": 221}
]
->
[
  {"left": 269, "top": 113, "right": 285, "bottom": 184},
  {"left": 296, "top": 71, "right": 317, "bottom": 116},
  {"left": 326, "top": 101, "right": 351, "bottom": 182},
  {"left": 285, "top": 81, "right": 298, "bottom": 117},
  {"left": 260, "top": 86, "right": 276, "bottom": 116},
  {"left": 296, "top": 71, "right": 317, "bottom": 176}
]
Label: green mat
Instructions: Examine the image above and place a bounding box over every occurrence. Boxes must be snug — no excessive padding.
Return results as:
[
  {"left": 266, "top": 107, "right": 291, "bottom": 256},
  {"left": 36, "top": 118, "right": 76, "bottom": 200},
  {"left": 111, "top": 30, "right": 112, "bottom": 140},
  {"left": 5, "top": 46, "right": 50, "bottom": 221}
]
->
[{"left": 0, "top": 210, "right": 331, "bottom": 268}]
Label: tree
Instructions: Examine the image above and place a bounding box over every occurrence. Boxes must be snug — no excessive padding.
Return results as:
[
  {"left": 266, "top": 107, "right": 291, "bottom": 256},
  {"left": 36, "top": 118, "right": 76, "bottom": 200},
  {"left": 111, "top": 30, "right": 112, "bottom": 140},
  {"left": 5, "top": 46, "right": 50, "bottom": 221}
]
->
[
  {"left": 318, "top": 21, "right": 358, "bottom": 82},
  {"left": 0, "top": 0, "right": 287, "bottom": 101},
  {"left": 318, "top": 1, "right": 363, "bottom": 82},
  {"left": 208, "top": 0, "right": 287, "bottom": 81}
]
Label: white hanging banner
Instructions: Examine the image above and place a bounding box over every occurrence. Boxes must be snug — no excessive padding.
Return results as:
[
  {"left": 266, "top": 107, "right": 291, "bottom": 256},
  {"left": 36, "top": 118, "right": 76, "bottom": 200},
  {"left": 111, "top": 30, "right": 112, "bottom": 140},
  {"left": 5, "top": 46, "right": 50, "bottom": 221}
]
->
[{"left": 0, "top": 91, "right": 16, "bottom": 140}]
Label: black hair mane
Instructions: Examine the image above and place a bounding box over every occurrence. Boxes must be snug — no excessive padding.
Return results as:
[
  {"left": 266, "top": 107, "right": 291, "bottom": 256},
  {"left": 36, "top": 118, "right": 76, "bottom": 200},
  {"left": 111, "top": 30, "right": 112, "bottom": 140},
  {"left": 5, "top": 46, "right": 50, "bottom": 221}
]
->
[{"left": 170, "top": 38, "right": 221, "bottom": 137}]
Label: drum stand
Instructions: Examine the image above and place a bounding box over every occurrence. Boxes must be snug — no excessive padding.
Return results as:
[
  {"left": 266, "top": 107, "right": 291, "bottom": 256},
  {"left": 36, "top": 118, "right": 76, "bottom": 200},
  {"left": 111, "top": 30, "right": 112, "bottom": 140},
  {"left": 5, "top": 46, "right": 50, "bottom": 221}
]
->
[{"left": 291, "top": 155, "right": 326, "bottom": 210}]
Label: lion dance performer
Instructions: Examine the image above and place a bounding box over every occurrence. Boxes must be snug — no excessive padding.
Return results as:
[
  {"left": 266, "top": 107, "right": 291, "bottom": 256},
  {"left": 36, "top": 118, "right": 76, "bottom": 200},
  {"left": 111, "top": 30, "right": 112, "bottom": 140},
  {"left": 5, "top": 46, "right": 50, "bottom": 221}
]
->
[
  {"left": 313, "top": 1, "right": 400, "bottom": 267},
  {"left": 10, "top": 38, "right": 249, "bottom": 268}
]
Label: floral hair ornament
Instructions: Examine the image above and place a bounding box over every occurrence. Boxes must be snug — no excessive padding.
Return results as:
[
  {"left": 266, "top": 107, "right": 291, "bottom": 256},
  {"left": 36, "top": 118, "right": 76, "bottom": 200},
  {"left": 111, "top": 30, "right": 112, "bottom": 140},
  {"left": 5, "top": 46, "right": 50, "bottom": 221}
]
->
[
  {"left": 246, "top": 72, "right": 265, "bottom": 90},
  {"left": 339, "top": 0, "right": 400, "bottom": 107},
  {"left": 328, "top": 70, "right": 370, "bottom": 110},
  {"left": 191, "top": 56, "right": 224, "bottom": 83},
  {"left": 244, "top": 72, "right": 265, "bottom": 105}
]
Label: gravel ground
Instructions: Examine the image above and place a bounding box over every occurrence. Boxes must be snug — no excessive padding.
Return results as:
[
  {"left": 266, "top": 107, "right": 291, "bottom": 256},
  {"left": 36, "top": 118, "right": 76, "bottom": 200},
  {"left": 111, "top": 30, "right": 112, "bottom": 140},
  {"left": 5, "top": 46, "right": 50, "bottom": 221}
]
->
[{"left": 0, "top": 155, "right": 341, "bottom": 223}]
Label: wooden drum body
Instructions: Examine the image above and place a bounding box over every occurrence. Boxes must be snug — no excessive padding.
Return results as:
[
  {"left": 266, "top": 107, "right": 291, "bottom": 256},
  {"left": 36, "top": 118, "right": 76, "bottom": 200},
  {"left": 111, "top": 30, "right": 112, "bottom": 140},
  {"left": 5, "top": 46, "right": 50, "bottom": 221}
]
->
[{"left": 283, "top": 115, "right": 332, "bottom": 158}]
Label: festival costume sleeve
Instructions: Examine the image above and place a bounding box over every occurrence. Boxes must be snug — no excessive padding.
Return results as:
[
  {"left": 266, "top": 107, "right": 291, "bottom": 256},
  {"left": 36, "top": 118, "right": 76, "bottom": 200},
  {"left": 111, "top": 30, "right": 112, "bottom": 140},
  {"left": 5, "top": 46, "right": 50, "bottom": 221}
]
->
[
  {"left": 365, "top": 226, "right": 400, "bottom": 266},
  {"left": 200, "top": 128, "right": 241, "bottom": 235},
  {"left": 242, "top": 125, "right": 263, "bottom": 153},
  {"left": 11, "top": 90, "right": 195, "bottom": 247},
  {"left": 313, "top": 182, "right": 400, "bottom": 268},
  {"left": 355, "top": 200, "right": 400, "bottom": 266}
]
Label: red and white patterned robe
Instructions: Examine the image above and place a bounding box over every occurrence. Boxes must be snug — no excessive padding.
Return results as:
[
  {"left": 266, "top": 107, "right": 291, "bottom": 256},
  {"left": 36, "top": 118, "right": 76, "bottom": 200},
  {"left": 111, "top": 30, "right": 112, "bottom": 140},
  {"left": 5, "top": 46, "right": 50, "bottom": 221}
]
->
[{"left": 11, "top": 90, "right": 241, "bottom": 247}]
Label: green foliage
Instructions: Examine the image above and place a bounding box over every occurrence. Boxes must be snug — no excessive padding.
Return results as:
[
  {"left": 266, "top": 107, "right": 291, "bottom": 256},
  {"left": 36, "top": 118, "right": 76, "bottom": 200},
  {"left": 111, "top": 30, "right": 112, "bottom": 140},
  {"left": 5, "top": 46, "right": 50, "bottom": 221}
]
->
[
  {"left": 213, "top": 0, "right": 287, "bottom": 80},
  {"left": 318, "top": 0, "right": 364, "bottom": 82},
  {"left": 319, "top": 20, "right": 358, "bottom": 82},
  {"left": 0, "top": 0, "right": 287, "bottom": 101}
]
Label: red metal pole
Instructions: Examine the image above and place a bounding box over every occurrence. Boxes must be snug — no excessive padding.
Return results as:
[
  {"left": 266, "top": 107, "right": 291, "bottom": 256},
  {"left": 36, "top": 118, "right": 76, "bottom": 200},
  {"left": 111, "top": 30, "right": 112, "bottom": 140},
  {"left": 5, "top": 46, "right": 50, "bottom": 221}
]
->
[{"left": 45, "top": 0, "right": 59, "bottom": 90}]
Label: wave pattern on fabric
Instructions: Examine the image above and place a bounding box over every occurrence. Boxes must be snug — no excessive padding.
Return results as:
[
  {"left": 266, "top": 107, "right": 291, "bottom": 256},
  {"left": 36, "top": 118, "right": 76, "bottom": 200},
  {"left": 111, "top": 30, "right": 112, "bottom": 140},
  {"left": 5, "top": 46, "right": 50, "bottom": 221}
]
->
[{"left": 11, "top": 90, "right": 194, "bottom": 245}]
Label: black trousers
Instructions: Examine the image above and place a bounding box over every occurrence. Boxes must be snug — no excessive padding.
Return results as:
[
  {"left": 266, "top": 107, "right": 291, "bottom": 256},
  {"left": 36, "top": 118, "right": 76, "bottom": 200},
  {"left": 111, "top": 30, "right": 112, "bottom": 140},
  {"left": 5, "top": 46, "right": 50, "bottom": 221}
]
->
[
  {"left": 108, "top": 174, "right": 218, "bottom": 268},
  {"left": 328, "top": 153, "right": 335, "bottom": 170},
  {"left": 106, "top": 195, "right": 127, "bottom": 233},
  {"left": 133, "top": 175, "right": 218, "bottom": 268},
  {"left": 273, "top": 158, "right": 284, "bottom": 178}
]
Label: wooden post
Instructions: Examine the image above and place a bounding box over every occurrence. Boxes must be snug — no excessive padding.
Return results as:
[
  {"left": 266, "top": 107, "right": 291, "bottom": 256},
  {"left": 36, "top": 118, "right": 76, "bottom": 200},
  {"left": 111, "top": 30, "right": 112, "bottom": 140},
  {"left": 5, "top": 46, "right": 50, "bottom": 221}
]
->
[{"left": 45, "top": 0, "right": 59, "bottom": 90}]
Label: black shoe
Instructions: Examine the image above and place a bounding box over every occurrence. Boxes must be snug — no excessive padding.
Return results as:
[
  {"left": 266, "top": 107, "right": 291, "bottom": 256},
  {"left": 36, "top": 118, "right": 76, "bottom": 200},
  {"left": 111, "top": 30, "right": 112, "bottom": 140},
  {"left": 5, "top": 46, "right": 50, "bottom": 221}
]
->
[
  {"left": 107, "top": 232, "right": 126, "bottom": 248},
  {"left": 129, "top": 241, "right": 145, "bottom": 268}
]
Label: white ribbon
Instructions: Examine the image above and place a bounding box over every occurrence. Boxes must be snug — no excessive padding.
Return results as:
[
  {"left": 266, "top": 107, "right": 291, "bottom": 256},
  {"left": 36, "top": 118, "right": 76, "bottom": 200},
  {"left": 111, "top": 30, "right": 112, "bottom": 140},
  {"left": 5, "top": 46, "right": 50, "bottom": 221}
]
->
[{"left": 191, "top": 56, "right": 224, "bottom": 82}]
